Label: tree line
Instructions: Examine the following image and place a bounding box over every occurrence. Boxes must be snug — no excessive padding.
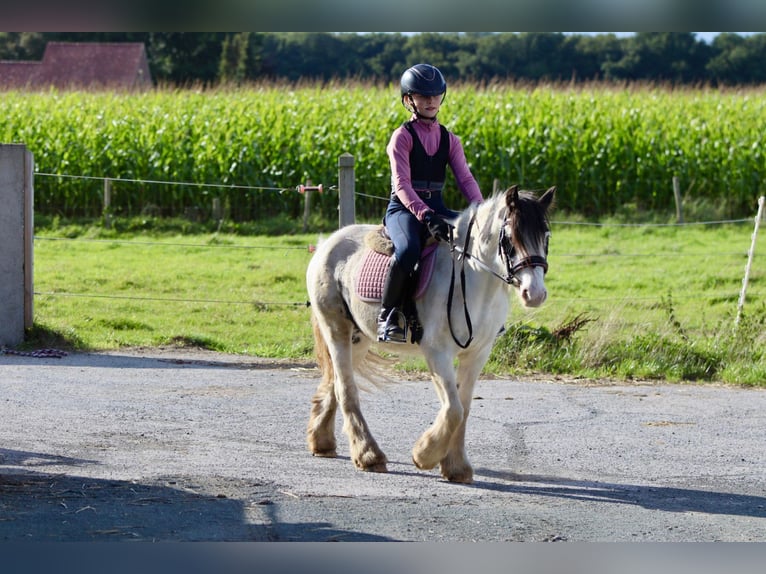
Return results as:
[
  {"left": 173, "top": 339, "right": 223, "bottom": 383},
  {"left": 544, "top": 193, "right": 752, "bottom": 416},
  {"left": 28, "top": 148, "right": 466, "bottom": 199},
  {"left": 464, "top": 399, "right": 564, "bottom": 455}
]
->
[{"left": 1, "top": 32, "right": 765, "bottom": 86}]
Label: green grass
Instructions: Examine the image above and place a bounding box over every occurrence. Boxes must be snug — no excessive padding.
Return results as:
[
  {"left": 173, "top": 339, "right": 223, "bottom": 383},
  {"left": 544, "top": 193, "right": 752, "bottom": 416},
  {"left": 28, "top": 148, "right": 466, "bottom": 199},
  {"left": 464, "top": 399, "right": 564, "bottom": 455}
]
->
[
  {"left": 27, "top": 215, "right": 766, "bottom": 386},
  {"left": 32, "top": 228, "right": 316, "bottom": 357},
  {"left": 488, "top": 218, "right": 766, "bottom": 385}
]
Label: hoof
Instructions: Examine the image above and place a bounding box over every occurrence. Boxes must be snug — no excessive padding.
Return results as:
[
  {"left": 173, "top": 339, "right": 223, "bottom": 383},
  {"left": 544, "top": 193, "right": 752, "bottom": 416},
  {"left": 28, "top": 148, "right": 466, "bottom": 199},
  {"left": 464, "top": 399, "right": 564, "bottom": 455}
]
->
[
  {"left": 311, "top": 449, "right": 337, "bottom": 458},
  {"left": 443, "top": 470, "right": 474, "bottom": 484},
  {"left": 354, "top": 450, "right": 388, "bottom": 473},
  {"left": 440, "top": 457, "right": 474, "bottom": 483},
  {"left": 412, "top": 455, "right": 437, "bottom": 471}
]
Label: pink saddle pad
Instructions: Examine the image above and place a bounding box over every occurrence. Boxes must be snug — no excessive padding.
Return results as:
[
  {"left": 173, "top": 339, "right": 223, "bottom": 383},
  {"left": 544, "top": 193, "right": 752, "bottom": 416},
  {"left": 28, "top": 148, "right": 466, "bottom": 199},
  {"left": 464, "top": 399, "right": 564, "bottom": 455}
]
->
[{"left": 356, "top": 244, "right": 438, "bottom": 302}]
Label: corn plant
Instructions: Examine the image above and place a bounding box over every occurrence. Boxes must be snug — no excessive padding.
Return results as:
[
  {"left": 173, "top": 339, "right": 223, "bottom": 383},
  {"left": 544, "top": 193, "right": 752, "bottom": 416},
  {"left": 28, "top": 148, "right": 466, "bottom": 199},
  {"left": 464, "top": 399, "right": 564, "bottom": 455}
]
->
[{"left": 1, "top": 83, "right": 764, "bottom": 221}]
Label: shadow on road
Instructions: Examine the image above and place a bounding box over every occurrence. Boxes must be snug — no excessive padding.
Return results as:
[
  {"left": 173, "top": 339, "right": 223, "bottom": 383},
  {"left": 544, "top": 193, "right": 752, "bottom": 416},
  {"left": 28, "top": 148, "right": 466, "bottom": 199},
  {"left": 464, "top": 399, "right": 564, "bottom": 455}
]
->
[
  {"left": 0, "top": 448, "right": 97, "bottom": 468},
  {"left": 474, "top": 468, "right": 766, "bottom": 519},
  {"left": 0, "top": 449, "right": 390, "bottom": 542},
  {"left": 0, "top": 351, "right": 315, "bottom": 372}
]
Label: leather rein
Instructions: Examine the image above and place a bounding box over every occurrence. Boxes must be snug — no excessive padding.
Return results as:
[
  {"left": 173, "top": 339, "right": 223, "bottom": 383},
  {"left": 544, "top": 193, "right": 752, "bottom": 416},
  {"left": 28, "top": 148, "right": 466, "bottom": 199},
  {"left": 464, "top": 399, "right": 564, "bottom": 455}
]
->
[{"left": 446, "top": 211, "right": 549, "bottom": 349}]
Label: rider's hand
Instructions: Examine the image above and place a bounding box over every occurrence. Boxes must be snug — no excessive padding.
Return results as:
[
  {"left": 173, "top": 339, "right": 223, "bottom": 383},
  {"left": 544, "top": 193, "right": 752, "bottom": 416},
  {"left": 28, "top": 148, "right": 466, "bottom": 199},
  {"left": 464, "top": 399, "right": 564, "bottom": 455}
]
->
[{"left": 423, "top": 212, "right": 452, "bottom": 242}]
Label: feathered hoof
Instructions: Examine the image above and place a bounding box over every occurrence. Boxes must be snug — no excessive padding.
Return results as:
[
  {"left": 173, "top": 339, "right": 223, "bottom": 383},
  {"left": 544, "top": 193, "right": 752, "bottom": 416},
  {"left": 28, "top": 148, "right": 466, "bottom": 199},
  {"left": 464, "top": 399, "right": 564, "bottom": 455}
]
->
[
  {"left": 442, "top": 468, "right": 474, "bottom": 484},
  {"left": 361, "top": 462, "right": 388, "bottom": 473},
  {"left": 412, "top": 455, "right": 437, "bottom": 471},
  {"left": 311, "top": 449, "right": 337, "bottom": 458},
  {"left": 354, "top": 450, "right": 388, "bottom": 473},
  {"left": 307, "top": 436, "right": 337, "bottom": 458}
]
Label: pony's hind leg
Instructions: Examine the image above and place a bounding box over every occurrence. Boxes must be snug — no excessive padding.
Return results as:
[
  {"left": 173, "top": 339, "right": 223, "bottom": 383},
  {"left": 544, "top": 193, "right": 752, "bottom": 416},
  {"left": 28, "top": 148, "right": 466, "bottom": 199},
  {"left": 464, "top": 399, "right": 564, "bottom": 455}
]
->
[
  {"left": 307, "top": 379, "right": 338, "bottom": 456},
  {"left": 311, "top": 313, "right": 387, "bottom": 472},
  {"left": 307, "top": 314, "right": 338, "bottom": 457}
]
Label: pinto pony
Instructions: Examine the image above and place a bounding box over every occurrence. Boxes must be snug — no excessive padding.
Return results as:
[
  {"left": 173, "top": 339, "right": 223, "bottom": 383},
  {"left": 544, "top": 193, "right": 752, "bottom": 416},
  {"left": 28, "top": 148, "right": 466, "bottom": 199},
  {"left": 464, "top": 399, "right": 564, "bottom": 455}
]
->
[{"left": 305, "top": 185, "right": 555, "bottom": 483}]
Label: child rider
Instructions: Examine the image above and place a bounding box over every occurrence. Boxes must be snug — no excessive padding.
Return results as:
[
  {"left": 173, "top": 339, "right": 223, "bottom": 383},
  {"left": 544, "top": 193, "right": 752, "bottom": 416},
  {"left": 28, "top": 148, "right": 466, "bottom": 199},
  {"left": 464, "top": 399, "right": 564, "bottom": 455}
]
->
[{"left": 378, "top": 63, "right": 484, "bottom": 343}]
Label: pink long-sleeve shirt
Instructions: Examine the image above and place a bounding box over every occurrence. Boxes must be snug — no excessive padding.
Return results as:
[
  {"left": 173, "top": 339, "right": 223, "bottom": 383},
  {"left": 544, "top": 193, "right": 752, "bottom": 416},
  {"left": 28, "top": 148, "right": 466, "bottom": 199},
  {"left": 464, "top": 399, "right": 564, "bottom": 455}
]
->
[{"left": 387, "top": 116, "right": 484, "bottom": 222}]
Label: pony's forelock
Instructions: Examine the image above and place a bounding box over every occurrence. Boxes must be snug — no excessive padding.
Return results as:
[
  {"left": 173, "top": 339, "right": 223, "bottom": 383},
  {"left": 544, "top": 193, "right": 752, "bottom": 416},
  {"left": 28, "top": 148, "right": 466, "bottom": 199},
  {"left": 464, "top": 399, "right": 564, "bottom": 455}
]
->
[{"left": 508, "top": 191, "right": 551, "bottom": 256}]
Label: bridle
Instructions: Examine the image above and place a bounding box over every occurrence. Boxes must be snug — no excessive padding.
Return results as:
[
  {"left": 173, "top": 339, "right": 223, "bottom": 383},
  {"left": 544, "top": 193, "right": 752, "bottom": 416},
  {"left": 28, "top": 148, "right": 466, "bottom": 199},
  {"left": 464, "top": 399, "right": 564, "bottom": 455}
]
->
[
  {"left": 446, "top": 210, "right": 550, "bottom": 348},
  {"left": 497, "top": 220, "right": 550, "bottom": 286}
]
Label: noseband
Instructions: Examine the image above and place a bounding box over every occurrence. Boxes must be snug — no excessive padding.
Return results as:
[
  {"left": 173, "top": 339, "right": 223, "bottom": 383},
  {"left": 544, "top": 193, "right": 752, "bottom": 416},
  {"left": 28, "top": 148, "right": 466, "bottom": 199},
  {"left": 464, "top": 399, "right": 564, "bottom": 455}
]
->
[{"left": 447, "top": 211, "right": 549, "bottom": 348}]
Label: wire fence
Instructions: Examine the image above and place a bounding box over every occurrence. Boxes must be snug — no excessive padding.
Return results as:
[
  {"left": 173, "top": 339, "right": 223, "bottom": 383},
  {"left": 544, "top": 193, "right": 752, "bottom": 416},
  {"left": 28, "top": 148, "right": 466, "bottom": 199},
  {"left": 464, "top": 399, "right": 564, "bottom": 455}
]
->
[{"left": 31, "top": 171, "right": 765, "bottom": 316}]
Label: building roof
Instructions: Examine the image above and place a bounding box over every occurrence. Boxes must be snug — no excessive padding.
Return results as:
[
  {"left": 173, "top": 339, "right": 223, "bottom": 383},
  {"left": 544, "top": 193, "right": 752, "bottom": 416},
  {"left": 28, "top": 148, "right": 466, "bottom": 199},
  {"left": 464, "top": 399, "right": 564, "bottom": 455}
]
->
[
  {"left": 0, "top": 61, "right": 42, "bottom": 88},
  {"left": 0, "top": 42, "right": 152, "bottom": 90}
]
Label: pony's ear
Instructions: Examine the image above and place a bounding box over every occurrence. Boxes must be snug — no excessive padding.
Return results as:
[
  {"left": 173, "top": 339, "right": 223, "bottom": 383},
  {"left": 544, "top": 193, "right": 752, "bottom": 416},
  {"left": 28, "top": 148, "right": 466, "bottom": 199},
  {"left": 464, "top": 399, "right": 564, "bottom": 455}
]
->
[
  {"left": 539, "top": 186, "right": 556, "bottom": 211},
  {"left": 505, "top": 184, "right": 520, "bottom": 212}
]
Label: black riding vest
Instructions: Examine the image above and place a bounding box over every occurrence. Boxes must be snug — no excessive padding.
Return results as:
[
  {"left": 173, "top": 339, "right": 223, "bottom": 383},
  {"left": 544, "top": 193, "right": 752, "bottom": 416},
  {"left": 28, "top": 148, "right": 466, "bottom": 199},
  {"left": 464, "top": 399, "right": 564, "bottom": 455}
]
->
[{"left": 403, "top": 120, "right": 450, "bottom": 192}]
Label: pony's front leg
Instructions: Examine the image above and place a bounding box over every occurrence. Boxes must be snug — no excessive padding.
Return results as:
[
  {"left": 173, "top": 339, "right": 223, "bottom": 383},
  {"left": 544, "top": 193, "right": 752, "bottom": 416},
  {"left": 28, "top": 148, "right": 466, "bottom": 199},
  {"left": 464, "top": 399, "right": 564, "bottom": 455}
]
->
[
  {"left": 412, "top": 352, "right": 463, "bottom": 472},
  {"left": 438, "top": 356, "right": 488, "bottom": 483}
]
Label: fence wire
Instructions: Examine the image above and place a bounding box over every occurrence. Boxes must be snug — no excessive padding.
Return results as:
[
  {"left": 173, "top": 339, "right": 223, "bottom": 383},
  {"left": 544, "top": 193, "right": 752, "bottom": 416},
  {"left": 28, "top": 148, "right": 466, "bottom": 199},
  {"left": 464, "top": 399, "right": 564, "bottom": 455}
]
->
[{"left": 30, "top": 171, "right": 764, "bottom": 310}]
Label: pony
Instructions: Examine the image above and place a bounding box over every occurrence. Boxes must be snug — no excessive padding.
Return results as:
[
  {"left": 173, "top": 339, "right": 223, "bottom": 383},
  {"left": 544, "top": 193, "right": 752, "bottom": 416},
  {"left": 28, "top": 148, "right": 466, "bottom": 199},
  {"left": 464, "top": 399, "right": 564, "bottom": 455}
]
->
[{"left": 305, "top": 184, "right": 555, "bottom": 483}]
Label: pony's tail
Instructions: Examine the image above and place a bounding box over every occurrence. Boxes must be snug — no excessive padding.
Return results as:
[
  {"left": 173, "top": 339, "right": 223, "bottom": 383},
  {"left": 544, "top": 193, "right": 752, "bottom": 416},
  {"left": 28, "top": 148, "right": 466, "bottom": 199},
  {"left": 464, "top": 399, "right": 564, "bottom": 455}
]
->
[
  {"left": 311, "top": 310, "right": 335, "bottom": 388},
  {"left": 311, "top": 308, "right": 395, "bottom": 391}
]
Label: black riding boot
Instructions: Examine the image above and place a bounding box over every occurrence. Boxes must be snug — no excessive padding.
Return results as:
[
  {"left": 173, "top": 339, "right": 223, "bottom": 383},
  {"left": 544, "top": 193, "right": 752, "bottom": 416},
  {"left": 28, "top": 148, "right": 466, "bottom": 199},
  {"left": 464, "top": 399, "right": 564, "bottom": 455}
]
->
[{"left": 377, "top": 259, "right": 410, "bottom": 343}]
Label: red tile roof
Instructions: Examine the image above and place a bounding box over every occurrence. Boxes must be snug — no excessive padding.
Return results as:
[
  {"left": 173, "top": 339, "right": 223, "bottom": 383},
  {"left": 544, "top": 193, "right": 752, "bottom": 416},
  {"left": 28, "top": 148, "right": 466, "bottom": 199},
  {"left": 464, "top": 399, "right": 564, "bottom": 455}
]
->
[{"left": 0, "top": 42, "right": 152, "bottom": 90}]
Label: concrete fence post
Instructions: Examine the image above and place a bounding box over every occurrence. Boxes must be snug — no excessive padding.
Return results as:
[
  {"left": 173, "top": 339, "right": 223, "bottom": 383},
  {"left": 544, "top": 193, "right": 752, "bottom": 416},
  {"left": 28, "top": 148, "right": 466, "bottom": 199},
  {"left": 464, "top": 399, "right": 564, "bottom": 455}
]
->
[
  {"left": 338, "top": 153, "right": 355, "bottom": 228},
  {"left": 0, "top": 144, "right": 34, "bottom": 346}
]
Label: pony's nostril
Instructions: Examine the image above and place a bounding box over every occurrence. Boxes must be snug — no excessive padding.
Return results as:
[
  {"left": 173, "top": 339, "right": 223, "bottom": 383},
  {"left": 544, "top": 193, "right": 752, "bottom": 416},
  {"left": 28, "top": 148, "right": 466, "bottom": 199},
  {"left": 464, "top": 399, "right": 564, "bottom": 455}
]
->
[{"left": 522, "top": 288, "right": 530, "bottom": 301}]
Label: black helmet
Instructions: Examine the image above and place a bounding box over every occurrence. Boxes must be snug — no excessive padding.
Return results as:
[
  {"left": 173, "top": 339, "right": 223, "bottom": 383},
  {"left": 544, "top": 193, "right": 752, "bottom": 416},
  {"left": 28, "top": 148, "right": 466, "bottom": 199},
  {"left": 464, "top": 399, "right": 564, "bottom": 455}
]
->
[{"left": 400, "top": 64, "right": 447, "bottom": 98}]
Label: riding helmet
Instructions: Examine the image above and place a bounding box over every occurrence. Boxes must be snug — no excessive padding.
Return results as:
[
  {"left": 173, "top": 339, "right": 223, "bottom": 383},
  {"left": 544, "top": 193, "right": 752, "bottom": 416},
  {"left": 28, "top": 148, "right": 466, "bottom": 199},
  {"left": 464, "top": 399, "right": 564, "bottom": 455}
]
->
[{"left": 400, "top": 64, "right": 447, "bottom": 97}]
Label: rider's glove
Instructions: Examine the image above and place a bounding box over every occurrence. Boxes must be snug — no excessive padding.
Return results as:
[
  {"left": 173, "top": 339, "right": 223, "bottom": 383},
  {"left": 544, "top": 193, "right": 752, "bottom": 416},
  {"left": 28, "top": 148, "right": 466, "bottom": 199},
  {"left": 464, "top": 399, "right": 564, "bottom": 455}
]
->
[{"left": 423, "top": 211, "right": 452, "bottom": 242}]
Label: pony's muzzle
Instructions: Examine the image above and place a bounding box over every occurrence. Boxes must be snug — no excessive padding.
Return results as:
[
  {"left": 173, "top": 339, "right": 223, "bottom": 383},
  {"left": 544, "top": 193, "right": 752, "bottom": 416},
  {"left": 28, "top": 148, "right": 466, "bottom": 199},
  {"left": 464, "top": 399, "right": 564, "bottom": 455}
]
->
[
  {"left": 517, "top": 268, "right": 547, "bottom": 307},
  {"left": 521, "top": 285, "right": 548, "bottom": 307}
]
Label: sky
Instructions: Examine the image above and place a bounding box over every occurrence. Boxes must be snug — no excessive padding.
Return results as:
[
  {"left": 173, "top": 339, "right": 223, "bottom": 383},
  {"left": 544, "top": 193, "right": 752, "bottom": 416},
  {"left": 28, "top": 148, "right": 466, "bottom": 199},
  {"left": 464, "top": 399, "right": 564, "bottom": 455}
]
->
[{"left": 579, "top": 32, "right": 754, "bottom": 42}]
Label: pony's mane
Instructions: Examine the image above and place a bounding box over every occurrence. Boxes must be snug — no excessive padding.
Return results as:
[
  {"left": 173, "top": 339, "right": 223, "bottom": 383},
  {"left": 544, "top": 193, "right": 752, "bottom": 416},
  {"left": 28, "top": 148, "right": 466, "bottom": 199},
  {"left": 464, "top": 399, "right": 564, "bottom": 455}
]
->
[
  {"left": 452, "top": 192, "right": 500, "bottom": 237},
  {"left": 454, "top": 190, "right": 550, "bottom": 256}
]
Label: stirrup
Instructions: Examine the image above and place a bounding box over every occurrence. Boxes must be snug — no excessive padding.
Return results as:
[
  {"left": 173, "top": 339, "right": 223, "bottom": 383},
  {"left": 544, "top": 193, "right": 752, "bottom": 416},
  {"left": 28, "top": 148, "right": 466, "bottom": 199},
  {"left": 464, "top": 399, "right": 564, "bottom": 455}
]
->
[{"left": 377, "top": 309, "right": 408, "bottom": 343}]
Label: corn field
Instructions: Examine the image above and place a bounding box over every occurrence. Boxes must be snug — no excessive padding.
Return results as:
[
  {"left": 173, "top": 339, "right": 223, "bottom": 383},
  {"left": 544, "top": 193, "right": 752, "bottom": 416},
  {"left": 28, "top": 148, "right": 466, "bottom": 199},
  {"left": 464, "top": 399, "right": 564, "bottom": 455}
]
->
[{"left": 1, "top": 83, "right": 765, "bottom": 221}]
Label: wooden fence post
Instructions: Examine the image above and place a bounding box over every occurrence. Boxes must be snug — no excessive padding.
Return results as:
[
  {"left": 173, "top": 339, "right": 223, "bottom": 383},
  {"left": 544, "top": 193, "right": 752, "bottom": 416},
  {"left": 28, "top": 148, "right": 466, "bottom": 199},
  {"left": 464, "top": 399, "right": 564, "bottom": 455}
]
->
[
  {"left": 672, "top": 176, "right": 684, "bottom": 223},
  {"left": 302, "top": 179, "right": 312, "bottom": 232},
  {"left": 103, "top": 178, "right": 112, "bottom": 229},
  {"left": 338, "top": 153, "right": 355, "bottom": 228}
]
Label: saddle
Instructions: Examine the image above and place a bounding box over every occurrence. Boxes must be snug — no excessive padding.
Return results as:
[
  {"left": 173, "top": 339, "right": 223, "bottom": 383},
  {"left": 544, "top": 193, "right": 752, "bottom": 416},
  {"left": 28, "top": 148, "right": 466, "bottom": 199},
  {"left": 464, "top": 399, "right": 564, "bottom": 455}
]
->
[{"left": 355, "top": 226, "right": 439, "bottom": 344}]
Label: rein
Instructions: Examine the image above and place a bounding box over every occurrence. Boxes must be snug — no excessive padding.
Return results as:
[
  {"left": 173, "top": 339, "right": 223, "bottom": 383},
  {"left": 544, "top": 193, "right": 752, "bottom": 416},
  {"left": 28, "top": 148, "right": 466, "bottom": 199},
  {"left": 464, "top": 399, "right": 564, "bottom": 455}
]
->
[
  {"left": 446, "top": 211, "right": 549, "bottom": 349},
  {"left": 446, "top": 215, "right": 476, "bottom": 349}
]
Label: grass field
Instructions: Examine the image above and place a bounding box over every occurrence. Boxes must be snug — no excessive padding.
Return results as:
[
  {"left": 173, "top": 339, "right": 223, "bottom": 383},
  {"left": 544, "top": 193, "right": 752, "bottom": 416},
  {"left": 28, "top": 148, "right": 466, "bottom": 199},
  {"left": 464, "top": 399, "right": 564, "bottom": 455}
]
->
[{"left": 28, "top": 214, "right": 766, "bottom": 386}]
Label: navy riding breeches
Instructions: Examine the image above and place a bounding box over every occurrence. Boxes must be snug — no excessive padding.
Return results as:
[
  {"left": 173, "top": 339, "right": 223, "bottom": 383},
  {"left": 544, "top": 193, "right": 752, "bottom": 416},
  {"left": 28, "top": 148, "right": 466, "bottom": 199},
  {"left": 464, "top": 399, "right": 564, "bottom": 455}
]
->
[{"left": 384, "top": 194, "right": 457, "bottom": 275}]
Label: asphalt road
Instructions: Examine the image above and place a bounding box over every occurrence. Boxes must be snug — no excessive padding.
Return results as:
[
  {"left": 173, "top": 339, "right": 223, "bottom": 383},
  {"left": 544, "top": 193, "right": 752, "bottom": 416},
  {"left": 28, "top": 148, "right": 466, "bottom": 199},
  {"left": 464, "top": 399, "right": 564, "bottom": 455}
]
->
[{"left": 1, "top": 348, "right": 765, "bottom": 542}]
